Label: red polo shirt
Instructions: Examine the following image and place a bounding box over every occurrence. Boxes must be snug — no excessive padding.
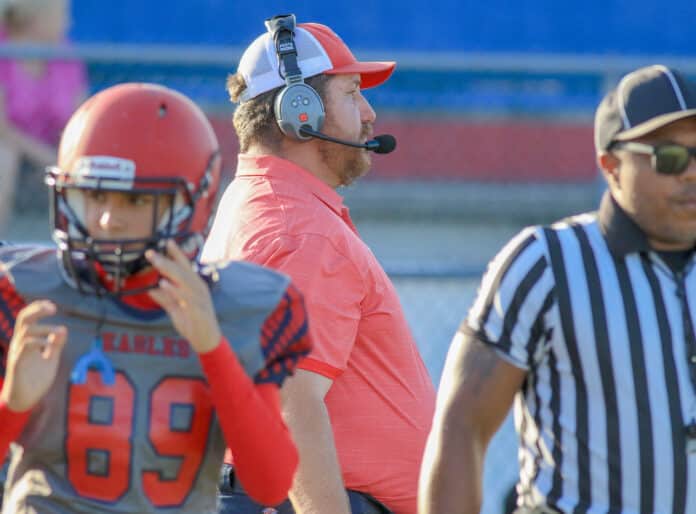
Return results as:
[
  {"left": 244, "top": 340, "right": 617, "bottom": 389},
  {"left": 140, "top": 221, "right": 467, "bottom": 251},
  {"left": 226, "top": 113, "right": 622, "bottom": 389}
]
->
[{"left": 203, "top": 154, "right": 435, "bottom": 514}]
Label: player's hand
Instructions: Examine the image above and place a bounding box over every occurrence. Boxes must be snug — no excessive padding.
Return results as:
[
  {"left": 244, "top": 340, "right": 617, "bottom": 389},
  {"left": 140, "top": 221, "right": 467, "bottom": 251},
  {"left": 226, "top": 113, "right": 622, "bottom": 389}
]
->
[
  {"left": 0, "top": 300, "right": 68, "bottom": 412},
  {"left": 146, "top": 240, "right": 222, "bottom": 354}
]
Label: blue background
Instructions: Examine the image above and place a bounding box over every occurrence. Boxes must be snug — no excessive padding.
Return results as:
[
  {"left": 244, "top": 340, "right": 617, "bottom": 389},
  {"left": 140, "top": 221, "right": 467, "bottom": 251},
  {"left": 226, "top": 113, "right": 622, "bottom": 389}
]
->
[
  {"left": 71, "top": 0, "right": 696, "bottom": 55},
  {"left": 68, "top": 2, "right": 696, "bottom": 115}
]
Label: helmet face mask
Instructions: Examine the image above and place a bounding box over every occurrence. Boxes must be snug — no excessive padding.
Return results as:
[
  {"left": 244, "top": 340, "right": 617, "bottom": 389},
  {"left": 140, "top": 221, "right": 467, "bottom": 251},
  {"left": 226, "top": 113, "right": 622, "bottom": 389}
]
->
[
  {"left": 46, "top": 84, "right": 221, "bottom": 297},
  {"left": 47, "top": 168, "right": 191, "bottom": 296}
]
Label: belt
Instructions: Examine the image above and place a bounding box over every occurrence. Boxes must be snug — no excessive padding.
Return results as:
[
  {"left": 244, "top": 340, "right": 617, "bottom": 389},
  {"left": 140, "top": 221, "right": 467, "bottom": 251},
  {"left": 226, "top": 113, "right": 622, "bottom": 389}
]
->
[
  {"left": 514, "top": 505, "right": 563, "bottom": 514},
  {"left": 219, "top": 465, "right": 393, "bottom": 514}
]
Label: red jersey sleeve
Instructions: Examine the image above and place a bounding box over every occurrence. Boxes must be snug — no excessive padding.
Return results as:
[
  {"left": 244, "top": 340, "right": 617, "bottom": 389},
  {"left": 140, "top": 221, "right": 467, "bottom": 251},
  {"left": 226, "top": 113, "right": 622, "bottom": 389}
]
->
[
  {"left": 0, "top": 273, "right": 27, "bottom": 380},
  {"left": 254, "top": 282, "right": 312, "bottom": 386},
  {"left": 198, "top": 340, "right": 297, "bottom": 506},
  {"left": 0, "top": 271, "right": 30, "bottom": 463}
]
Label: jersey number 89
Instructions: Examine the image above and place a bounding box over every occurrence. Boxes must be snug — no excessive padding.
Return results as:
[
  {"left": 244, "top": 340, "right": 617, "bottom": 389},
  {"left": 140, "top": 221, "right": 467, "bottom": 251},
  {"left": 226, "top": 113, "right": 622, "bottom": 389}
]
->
[{"left": 66, "top": 370, "right": 214, "bottom": 507}]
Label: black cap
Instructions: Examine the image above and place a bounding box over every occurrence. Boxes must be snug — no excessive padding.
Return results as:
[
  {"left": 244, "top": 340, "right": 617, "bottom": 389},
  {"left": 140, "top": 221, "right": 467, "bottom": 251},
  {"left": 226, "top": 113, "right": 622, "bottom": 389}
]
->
[{"left": 594, "top": 64, "right": 696, "bottom": 152}]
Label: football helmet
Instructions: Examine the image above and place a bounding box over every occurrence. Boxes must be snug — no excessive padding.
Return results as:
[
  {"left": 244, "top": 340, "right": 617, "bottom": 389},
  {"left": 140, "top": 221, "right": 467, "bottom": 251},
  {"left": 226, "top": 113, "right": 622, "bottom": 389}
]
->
[{"left": 46, "top": 83, "right": 221, "bottom": 295}]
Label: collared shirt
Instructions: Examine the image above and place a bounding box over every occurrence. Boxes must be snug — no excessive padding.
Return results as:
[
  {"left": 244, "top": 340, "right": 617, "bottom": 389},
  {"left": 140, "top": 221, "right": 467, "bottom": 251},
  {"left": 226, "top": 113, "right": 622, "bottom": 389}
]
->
[
  {"left": 463, "top": 191, "right": 696, "bottom": 514},
  {"left": 202, "top": 154, "right": 435, "bottom": 514}
]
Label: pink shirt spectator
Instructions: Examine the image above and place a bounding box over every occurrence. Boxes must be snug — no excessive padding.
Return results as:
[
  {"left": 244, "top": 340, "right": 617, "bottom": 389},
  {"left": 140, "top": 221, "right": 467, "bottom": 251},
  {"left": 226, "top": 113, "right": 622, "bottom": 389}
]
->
[
  {"left": 0, "top": 30, "right": 86, "bottom": 145},
  {"left": 203, "top": 154, "right": 436, "bottom": 514}
]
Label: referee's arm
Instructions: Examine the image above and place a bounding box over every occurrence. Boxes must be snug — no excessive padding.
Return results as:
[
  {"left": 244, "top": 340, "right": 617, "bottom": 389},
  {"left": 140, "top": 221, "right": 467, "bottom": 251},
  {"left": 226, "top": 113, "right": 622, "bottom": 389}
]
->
[{"left": 418, "top": 330, "right": 526, "bottom": 514}]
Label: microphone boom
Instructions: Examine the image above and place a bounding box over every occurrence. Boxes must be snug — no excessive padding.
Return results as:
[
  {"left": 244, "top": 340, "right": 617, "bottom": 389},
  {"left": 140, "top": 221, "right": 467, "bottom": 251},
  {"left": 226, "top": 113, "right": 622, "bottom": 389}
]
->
[{"left": 299, "top": 127, "right": 396, "bottom": 154}]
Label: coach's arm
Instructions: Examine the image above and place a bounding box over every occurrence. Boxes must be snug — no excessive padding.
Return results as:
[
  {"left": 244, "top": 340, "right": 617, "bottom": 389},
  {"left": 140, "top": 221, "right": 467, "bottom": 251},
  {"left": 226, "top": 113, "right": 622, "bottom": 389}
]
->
[
  {"left": 418, "top": 331, "right": 527, "bottom": 514},
  {"left": 281, "top": 369, "right": 351, "bottom": 514}
]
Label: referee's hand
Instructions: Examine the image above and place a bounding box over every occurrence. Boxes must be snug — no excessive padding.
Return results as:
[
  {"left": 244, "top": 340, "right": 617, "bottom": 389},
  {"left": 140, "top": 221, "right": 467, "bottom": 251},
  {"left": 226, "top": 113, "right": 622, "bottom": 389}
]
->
[{"left": 0, "top": 300, "right": 68, "bottom": 412}]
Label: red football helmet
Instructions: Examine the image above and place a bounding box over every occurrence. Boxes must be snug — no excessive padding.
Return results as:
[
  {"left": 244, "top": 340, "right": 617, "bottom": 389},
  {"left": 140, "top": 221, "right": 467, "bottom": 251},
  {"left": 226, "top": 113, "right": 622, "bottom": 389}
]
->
[{"left": 46, "top": 83, "right": 221, "bottom": 295}]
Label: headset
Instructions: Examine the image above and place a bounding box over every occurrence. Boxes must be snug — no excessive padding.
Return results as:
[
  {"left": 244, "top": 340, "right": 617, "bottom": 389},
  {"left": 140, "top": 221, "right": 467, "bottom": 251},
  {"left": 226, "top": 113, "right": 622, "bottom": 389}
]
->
[
  {"left": 264, "top": 14, "right": 396, "bottom": 154},
  {"left": 266, "top": 14, "right": 325, "bottom": 141}
]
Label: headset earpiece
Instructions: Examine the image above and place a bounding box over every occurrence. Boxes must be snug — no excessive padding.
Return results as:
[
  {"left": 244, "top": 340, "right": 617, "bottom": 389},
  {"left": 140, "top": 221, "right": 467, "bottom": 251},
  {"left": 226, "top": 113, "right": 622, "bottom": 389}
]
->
[
  {"left": 274, "top": 83, "right": 325, "bottom": 140},
  {"left": 266, "top": 14, "right": 326, "bottom": 141}
]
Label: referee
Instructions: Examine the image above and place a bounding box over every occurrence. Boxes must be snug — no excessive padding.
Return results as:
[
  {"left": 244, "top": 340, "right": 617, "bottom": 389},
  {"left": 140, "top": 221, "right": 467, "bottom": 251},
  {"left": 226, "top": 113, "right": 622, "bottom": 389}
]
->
[{"left": 419, "top": 64, "right": 696, "bottom": 514}]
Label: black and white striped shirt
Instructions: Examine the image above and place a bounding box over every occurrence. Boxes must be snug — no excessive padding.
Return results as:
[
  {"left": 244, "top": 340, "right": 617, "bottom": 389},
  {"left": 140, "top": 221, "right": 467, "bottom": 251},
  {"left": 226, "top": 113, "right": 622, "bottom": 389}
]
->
[{"left": 464, "top": 193, "right": 696, "bottom": 514}]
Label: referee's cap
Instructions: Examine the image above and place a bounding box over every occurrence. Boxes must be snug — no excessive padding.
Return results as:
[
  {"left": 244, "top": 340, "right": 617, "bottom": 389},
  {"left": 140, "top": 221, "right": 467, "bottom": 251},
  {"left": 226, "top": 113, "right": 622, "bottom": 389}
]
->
[
  {"left": 236, "top": 21, "right": 395, "bottom": 103},
  {"left": 595, "top": 64, "right": 696, "bottom": 152}
]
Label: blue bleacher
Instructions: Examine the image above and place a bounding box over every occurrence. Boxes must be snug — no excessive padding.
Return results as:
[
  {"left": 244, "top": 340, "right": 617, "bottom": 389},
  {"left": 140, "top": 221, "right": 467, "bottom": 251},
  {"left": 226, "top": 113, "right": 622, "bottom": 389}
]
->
[
  {"left": 71, "top": 0, "right": 696, "bottom": 55},
  {"left": 69, "top": 1, "right": 696, "bottom": 116}
]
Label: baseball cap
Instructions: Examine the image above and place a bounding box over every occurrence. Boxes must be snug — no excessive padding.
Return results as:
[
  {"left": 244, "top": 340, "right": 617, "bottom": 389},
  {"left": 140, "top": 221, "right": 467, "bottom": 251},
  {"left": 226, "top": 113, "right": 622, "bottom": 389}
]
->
[
  {"left": 595, "top": 64, "right": 696, "bottom": 152},
  {"left": 237, "top": 22, "right": 396, "bottom": 103}
]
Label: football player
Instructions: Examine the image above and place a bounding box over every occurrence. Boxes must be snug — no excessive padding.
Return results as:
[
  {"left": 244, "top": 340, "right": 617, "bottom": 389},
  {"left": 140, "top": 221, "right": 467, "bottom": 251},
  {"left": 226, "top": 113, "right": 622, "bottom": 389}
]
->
[{"left": 0, "top": 83, "right": 311, "bottom": 513}]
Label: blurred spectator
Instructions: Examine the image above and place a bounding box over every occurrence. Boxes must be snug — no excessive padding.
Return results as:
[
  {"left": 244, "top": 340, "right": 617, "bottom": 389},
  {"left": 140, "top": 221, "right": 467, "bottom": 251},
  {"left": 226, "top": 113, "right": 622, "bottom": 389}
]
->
[{"left": 0, "top": 0, "right": 86, "bottom": 232}]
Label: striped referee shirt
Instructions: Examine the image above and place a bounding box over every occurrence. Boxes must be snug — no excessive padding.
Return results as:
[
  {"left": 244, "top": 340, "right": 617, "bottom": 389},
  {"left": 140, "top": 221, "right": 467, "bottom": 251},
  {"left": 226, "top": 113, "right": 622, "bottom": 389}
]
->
[{"left": 464, "top": 192, "right": 696, "bottom": 514}]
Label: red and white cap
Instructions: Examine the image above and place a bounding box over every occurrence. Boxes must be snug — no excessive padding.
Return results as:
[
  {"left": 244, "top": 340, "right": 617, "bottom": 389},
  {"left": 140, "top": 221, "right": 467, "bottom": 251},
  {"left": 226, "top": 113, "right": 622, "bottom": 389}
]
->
[{"left": 237, "top": 22, "right": 396, "bottom": 102}]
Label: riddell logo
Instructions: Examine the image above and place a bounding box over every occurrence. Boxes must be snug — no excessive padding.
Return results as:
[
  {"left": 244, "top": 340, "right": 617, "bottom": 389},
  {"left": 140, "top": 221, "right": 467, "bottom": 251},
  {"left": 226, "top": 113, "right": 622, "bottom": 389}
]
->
[
  {"left": 71, "top": 156, "right": 136, "bottom": 190},
  {"left": 261, "top": 509, "right": 278, "bottom": 514}
]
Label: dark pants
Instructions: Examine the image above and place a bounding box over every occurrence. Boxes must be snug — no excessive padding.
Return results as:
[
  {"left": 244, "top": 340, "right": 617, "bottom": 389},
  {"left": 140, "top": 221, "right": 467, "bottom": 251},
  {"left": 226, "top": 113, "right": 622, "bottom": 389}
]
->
[
  {"left": 513, "top": 506, "right": 563, "bottom": 514},
  {"left": 217, "top": 464, "right": 393, "bottom": 514}
]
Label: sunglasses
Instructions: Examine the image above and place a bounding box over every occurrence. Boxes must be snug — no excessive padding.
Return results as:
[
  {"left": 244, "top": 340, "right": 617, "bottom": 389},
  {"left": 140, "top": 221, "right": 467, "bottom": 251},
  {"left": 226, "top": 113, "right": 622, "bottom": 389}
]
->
[{"left": 611, "top": 141, "right": 696, "bottom": 175}]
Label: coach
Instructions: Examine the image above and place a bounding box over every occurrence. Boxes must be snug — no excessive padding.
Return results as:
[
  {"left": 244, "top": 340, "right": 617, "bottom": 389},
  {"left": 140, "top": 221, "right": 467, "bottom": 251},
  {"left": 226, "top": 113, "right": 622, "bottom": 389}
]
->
[
  {"left": 419, "top": 64, "right": 696, "bottom": 514},
  {"left": 203, "top": 14, "right": 435, "bottom": 514}
]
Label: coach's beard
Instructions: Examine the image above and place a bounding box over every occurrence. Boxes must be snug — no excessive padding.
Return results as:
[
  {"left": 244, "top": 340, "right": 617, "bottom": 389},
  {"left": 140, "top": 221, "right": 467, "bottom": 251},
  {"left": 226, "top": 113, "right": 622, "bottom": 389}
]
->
[{"left": 318, "top": 126, "right": 373, "bottom": 187}]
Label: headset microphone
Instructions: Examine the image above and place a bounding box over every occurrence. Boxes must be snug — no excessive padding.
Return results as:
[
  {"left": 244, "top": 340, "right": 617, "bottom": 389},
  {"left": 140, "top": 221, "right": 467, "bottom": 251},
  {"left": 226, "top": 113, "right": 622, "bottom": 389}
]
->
[
  {"left": 266, "top": 14, "right": 397, "bottom": 156},
  {"left": 370, "top": 134, "right": 397, "bottom": 154},
  {"left": 298, "top": 127, "right": 397, "bottom": 154}
]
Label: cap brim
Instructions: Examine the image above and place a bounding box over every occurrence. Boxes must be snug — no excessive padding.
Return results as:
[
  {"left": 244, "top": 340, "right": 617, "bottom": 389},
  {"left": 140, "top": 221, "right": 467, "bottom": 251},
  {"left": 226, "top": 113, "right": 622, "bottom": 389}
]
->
[
  {"left": 324, "top": 61, "right": 396, "bottom": 89},
  {"left": 614, "top": 109, "right": 696, "bottom": 141}
]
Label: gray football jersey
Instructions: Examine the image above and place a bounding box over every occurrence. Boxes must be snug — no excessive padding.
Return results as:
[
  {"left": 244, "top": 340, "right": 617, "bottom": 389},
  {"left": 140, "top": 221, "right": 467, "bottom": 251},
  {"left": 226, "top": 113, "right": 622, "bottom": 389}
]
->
[{"left": 0, "top": 246, "right": 290, "bottom": 514}]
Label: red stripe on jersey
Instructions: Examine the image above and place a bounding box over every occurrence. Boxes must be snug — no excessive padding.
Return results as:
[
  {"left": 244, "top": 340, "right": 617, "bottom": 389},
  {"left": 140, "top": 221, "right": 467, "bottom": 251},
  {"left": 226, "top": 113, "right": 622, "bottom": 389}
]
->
[
  {"left": 0, "top": 273, "right": 27, "bottom": 378},
  {"left": 255, "top": 283, "right": 312, "bottom": 385},
  {"left": 0, "top": 274, "right": 30, "bottom": 462}
]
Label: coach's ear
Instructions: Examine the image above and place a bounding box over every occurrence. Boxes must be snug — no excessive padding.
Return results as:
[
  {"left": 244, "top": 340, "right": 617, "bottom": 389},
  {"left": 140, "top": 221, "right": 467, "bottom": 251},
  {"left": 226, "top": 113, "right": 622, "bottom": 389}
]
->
[{"left": 598, "top": 151, "right": 621, "bottom": 189}]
